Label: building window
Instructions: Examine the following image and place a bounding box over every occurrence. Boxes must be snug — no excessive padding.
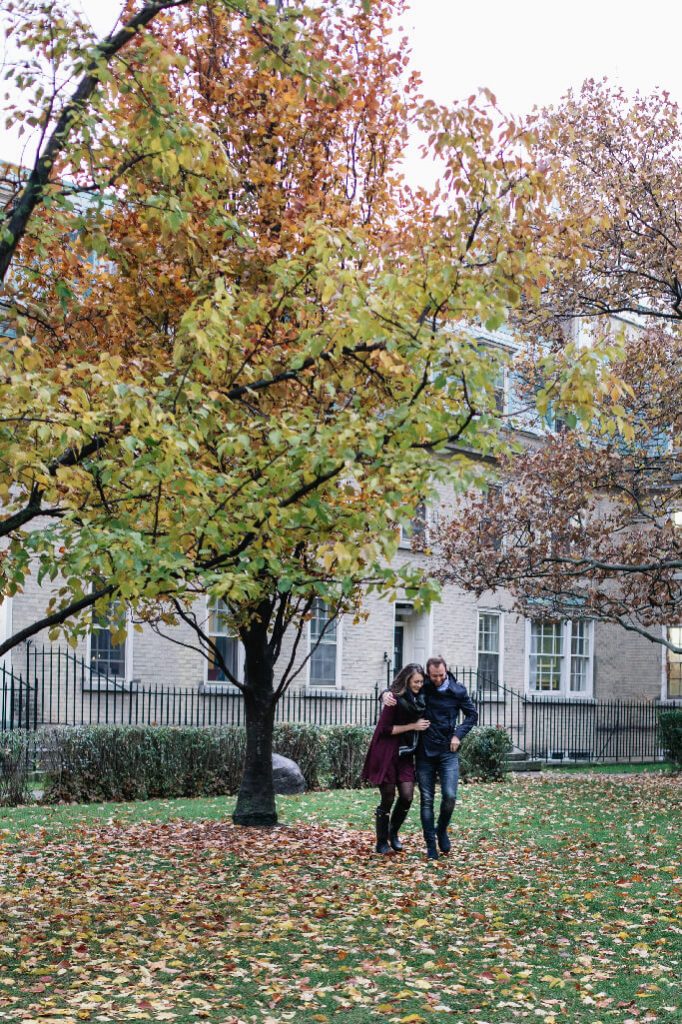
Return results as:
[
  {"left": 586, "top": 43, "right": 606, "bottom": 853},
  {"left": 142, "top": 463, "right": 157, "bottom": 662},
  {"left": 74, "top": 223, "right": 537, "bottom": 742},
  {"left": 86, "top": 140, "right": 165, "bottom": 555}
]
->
[
  {"left": 309, "top": 599, "right": 339, "bottom": 687},
  {"left": 207, "top": 599, "right": 242, "bottom": 683},
  {"left": 90, "top": 600, "right": 127, "bottom": 679},
  {"left": 528, "top": 619, "right": 593, "bottom": 697},
  {"left": 492, "top": 367, "right": 506, "bottom": 413},
  {"left": 399, "top": 502, "right": 428, "bottom": 549},
  {"left": 569, "top": 621, "right": 591, "bottom": 693},
  {"left": 529, "top": 621, "right": 563, "bottom": 692},
  {"left": 667, "top": 627, "right": 682, "bottom": 699},
  {"left": 477, "top": 611, "right": 501, "bottom": 692},
  {"left": 393, "top": 603, "right": 414, "bottom": 674}
]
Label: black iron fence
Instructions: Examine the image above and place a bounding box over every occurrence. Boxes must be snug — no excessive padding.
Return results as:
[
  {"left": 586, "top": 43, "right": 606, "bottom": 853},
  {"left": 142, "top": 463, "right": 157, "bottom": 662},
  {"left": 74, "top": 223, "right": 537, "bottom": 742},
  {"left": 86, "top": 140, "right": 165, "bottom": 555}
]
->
[
  {"left": 1, "top": 647, "right": 380, "bottom": 731},
  {"left": 1, "top": 647, "right": 678, "bottom": 763}
]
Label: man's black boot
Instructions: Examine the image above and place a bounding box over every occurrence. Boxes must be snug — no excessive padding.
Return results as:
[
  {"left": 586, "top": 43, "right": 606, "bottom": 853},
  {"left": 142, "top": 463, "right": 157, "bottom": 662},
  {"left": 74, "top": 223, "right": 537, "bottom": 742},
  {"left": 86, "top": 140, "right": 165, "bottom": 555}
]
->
[
  {"left": 375, "top": 808, "right": 392, "bottom": 854},
  {"left": 424, "top": 831, "right": 439, "bottom": 860},
  {"left": 436, "top": 815, "right": 452, "bottom": 854},
  {"left": 388, "top": 800, "right": 410, "bottom": 852}
]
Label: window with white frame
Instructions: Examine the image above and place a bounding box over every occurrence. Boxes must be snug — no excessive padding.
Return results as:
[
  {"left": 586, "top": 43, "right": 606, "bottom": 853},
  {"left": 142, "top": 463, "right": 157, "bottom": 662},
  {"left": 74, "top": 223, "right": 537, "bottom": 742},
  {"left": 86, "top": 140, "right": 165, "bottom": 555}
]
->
[
  {"left": 667, "top": 627, "right": 682, "bottom": 699},
  {"left": 309, "top": 599, "right": 339, "bottom": 687},
  {"left": 528, "top": 619, "right": 594, "bottom": 697},
  {"left": 492, "top": 366, "right": 506, "bottom": 414},
  {"left": 399, "top": 502, "right": 428, "bottom": 549},
  {"left": 206, "top": 598, "right": 242, "bottom": 684},
  {"left": 569, "top": 621, "right": 591, "bottom": 693},
  {"left": 90, "top": 599, "right": 127, "bottom": 680},
  {"left": 477, "top": 611, "right": 501, "bottom": 692}
]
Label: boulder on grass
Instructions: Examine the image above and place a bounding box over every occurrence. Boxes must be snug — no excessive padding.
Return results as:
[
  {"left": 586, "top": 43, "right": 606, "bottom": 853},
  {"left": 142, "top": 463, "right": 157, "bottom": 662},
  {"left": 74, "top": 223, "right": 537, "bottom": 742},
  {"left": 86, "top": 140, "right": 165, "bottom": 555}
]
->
[{"left": 272, "top": 753, "right": 306, "bottom": 794}]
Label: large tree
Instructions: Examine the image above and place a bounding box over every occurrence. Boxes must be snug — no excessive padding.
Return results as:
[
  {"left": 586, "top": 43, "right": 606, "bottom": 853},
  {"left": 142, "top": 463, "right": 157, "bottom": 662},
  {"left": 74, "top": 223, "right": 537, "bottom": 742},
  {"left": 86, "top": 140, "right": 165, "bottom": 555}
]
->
[
  {"left": 1, "top": 1, "right": 598, "bottom": 822},
  {"left": 438, "top": 82, "right": 682, "bottom": 656}
]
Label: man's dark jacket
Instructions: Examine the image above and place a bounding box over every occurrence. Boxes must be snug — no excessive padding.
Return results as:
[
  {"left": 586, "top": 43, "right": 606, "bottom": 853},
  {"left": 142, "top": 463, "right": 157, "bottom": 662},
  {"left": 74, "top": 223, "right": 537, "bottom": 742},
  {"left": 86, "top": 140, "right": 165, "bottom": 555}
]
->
[{"left": 418, "top": 672, "right": 478, "bottom": 758}]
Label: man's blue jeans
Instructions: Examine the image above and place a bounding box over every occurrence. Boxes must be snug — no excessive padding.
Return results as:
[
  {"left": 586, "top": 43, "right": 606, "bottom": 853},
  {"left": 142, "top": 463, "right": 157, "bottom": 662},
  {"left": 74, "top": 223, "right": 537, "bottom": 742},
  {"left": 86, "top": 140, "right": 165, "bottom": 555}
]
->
[{"left": 416, "top": 751, "right": 460, "bottom": 838}]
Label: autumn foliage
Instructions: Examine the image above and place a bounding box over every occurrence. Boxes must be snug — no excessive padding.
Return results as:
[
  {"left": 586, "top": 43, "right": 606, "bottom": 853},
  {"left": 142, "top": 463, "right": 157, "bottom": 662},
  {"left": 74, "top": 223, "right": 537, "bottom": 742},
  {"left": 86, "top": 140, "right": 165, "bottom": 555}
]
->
[
  {"left": 438, "top": 84, "right": 682, "bottom": 652},
  {"left": 1, "top": 1, "right": 606, "bottom": 822}
]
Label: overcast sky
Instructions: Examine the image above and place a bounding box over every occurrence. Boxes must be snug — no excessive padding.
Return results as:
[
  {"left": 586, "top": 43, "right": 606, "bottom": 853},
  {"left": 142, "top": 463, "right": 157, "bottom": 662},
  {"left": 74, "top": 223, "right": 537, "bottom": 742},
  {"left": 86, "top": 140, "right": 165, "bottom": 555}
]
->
[{"left": 3, "top": 0, "right": 682, "bottom": 179}]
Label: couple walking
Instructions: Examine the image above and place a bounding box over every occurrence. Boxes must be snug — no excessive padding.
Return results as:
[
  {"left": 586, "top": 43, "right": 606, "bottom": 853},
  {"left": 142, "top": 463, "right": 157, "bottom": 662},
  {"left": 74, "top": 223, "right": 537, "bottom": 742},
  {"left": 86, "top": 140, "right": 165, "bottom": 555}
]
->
[{"left": 361, "top": 656, "right": 478, "bottom": 860}]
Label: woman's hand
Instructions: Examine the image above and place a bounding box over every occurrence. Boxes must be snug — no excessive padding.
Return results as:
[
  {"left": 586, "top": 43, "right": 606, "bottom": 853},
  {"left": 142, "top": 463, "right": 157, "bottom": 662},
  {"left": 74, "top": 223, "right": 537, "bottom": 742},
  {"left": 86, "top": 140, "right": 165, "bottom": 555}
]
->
[{"left": 413, "top": 718, "right": 430, "bottom": 731}]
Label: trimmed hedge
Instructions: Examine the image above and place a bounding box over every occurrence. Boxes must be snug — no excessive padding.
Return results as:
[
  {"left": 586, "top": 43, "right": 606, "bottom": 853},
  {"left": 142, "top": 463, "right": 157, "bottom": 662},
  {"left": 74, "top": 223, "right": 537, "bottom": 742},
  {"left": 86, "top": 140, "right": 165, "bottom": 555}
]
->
[
  {"left": 324, "top": 726, "right": 373, "bottom": 789},
  {"left": 39, "top": 723, "right": 360, "bottom": 803},
  {"left": 0, "top": 721, "right": 516, "bottom": 806},
  {"left": 460, "top": 725, "right": 513, "bottom": 782},
  {"left": 658, "top": 709, "right": 682, "bottom": 768},
  {"left": 0, "top": 732, "right": 34, "bottom": 806},
  {"left": 41, "top": 726, "right": 247, "bottom": 803}
]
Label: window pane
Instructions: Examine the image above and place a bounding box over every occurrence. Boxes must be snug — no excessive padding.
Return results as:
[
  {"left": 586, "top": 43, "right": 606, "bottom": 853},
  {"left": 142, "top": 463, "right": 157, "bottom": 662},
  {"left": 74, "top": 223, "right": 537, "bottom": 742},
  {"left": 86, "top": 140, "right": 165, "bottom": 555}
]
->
[
  {"left": 478, "top": 613, "right": 500, "bottom": 689},
  {"left": 207, "top": 599, "right": 240, "bottom": 682},
  {"left": 208, "top": 635, "right": 240, "bottom": 682},
  {"left": 477, "top": 652, "right": 499, "bottom": 689},
  {"left": 571, "top": 621, "right": 589, "bottom": 657},
  {"left": 530, "top": 622, "right": 562, "bottom": 691},
  {"left": 668, "top": 627, "right": 682, "bottom": 699},
  {"left": 90, "top": 601, "right": 126, "bottom": 678},
  {"left": 310, "top": 645, "right": 337, "bottom": 685},
  {"left": 393, "top": 623, "right": 404, "bottom": 674},
  {"left": 208, "top": 598, "right": 230, "bottom": 637},
  {"left": 570, "top": 622, "right": 590, "bottom": 692},
  {"left": 311, "top": 599, "right": 337, "bottom": 643},
  {"left": 310, "top": 599, "right": 337, "bottom": 686},
  {"left": 478, "top": 613, "right": 499, "bottom": 653}
]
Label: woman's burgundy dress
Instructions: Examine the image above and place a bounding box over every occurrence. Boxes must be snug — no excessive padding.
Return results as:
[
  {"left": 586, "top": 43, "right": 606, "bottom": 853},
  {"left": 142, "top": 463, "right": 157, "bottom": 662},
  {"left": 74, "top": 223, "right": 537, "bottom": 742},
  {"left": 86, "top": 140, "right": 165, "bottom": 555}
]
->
[{"left": 361, "top": 702, "right": 417, "bottom": 786}]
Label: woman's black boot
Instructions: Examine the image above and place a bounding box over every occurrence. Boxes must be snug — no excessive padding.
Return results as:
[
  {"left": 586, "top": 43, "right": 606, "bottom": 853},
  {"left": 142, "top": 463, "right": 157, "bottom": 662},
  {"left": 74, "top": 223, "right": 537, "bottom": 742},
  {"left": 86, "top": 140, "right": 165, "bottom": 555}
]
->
[
  {"left": 389, "top": 800, "right": 410, "bottom": 852},
  {"left": 375, "top": 808, "right": 392, "bottom": 854}
]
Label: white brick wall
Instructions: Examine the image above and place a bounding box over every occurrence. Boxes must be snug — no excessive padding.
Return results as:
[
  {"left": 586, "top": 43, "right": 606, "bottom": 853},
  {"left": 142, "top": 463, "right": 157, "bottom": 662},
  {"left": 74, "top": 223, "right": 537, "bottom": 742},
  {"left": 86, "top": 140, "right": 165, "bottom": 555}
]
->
[{"left": 1, "top": 522, "right": 665, "bottom": 704}]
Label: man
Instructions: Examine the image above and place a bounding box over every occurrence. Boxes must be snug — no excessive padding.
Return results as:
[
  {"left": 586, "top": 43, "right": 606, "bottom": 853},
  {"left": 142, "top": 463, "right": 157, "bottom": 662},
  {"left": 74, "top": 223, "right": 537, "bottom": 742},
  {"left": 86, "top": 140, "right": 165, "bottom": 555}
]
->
[{"left": 383, "top": 655, "right": 478, "bottom": 860}]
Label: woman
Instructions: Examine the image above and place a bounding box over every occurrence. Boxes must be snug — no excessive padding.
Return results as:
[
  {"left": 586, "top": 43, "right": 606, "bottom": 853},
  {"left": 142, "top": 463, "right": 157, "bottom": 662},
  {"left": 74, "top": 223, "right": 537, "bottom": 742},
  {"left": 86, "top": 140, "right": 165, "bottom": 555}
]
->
[{"left": 361, "top": 663, "right": 430, "bottom": 854}]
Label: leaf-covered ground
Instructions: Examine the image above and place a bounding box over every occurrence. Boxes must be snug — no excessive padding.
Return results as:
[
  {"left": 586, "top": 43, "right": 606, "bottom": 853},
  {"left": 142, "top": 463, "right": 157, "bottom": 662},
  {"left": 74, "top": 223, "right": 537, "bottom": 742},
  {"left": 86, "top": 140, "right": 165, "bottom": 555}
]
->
[{"left": 0, "top": 774, "right": 680, "bottom": 1023}]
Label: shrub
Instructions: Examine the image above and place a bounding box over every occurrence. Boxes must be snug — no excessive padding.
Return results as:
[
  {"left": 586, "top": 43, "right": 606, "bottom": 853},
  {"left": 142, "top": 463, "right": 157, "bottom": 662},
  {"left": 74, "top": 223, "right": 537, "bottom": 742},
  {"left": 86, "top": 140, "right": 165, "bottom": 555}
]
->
[
  {"left": 658, "top": 709, "right": 682, "bottom": 768},
  {"left": 41, "top": 725, "right": 247, "bottom": 803},
  {"left": 0, "top": 722, "right": 518, "bottom": 806},
  {"left": 273, "top": 724, "right": 324, "bottom": 790},
  {"left": 0, "top": 731, "right": 34, "bottom": 806},
  {"left": 460, "top": 725, "right": 513, "bottom": 783},
  {"left": 324, "top": 725, "right": 372, "bottom": 789}
]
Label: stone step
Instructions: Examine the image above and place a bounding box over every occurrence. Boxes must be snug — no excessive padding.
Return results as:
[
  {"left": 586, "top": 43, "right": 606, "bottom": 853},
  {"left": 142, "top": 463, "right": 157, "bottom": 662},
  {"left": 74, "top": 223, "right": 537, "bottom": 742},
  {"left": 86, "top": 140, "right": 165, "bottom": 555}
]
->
[{"left": 507, "top": 759, "right": 542, "bottom": 772}]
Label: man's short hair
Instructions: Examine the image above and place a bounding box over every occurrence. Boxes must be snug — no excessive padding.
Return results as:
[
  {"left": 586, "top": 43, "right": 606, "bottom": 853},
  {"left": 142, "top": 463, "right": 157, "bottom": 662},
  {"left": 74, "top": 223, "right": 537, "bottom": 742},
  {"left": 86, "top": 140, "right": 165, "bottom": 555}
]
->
[{"left": 426, "top": 656, "right": 447, "bottom": 672}]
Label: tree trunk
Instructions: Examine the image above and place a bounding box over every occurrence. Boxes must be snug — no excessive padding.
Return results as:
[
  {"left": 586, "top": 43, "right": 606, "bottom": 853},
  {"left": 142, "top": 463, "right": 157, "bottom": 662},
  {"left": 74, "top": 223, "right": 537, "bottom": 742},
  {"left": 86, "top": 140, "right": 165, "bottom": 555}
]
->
[{"left": 233, "top": 632, "right": 278, "bottom": 826}]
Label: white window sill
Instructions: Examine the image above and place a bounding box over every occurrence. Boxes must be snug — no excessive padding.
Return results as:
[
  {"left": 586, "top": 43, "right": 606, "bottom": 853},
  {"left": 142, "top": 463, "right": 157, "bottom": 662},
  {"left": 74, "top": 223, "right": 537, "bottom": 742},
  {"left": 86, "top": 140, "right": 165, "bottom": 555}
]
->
[
  {"left": 526, "top": 693, "right": 596, "bottom": 703},
  {"left": 82, "top": 677, "right": 138, "bottom": 693},
  {"left": 305, "top": 687, "right": 346, "bottom": 698},
  {"left": 199, "top": 683, "right": 241, "bottom": 695}
]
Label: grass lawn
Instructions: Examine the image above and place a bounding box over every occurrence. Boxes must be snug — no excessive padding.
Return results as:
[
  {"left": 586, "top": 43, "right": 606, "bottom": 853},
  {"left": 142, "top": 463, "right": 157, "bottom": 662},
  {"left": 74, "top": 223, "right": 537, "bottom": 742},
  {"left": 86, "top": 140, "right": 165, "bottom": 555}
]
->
[{"left": 0, "top": 774, "right": 680, "bottom": 1023}]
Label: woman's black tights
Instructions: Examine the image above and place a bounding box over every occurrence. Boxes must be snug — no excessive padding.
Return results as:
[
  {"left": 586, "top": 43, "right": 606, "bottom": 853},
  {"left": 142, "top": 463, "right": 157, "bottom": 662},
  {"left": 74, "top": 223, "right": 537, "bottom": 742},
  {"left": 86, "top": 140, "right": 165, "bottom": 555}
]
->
[{"left": 378, "top": 780, "right": 414, "bottom": 815}]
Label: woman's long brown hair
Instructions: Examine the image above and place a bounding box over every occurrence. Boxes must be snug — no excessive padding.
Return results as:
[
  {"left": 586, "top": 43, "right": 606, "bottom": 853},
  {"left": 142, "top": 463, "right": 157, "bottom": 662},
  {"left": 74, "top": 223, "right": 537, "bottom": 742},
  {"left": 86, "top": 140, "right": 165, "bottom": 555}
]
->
[{"left": 389, "top": 662, "right": 424, "bottom": 696}]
